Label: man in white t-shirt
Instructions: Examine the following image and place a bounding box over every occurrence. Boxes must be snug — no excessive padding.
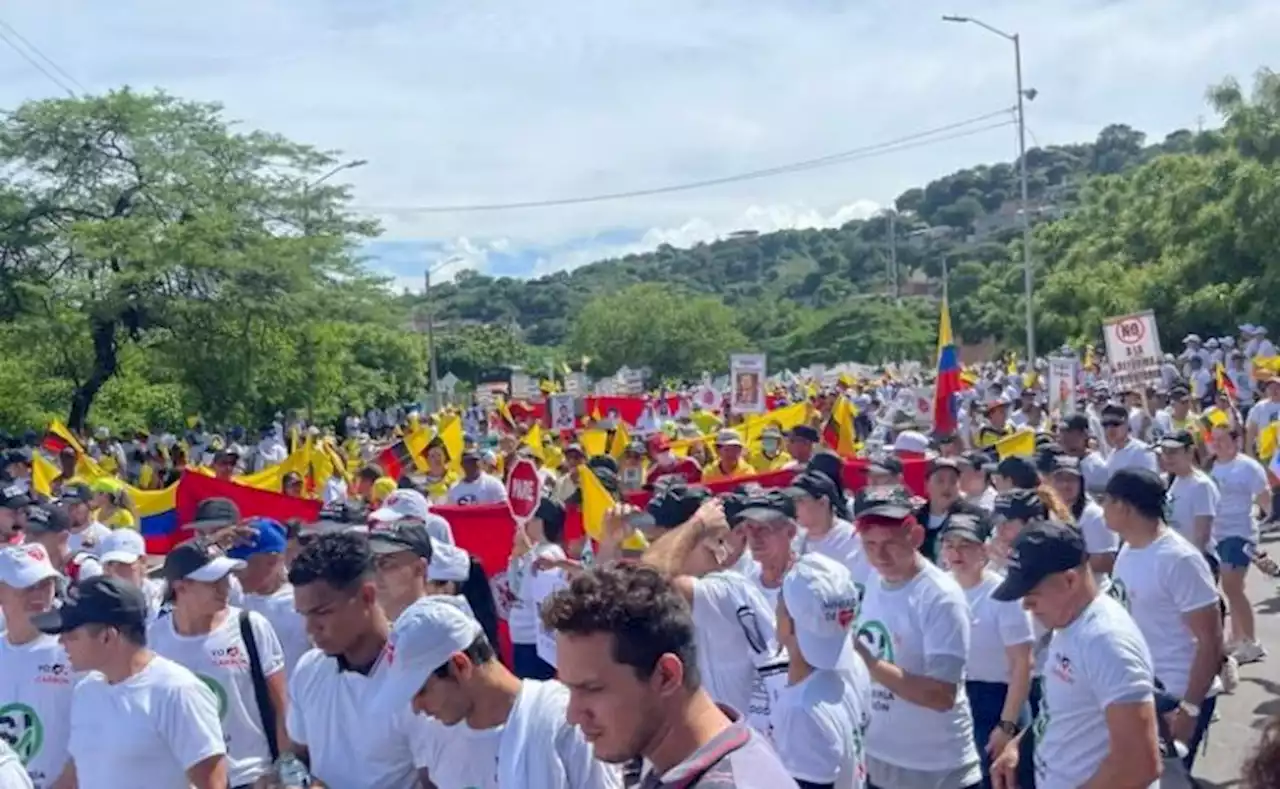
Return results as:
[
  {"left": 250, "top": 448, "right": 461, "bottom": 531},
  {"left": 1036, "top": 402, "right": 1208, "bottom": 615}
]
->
[
  {"left": 33, "top": 576, "right": 228, "bottom": 789},
  {"left": 55, "top": 485, "right": 109, "bottom": 558},
  {"left": 94, "top": 530, "right": 165, "bottom": 622},
  {"left": 775, "top": 553, "right": 871, "bottom": 789},
  {"left": 446, "top": 451, "right": 507, "bottom": 505},
  {"left": 373, "top": 597, "right": 621, "bottom": 789},
  {"left": 989, "top": 520, "right": 1160, "bottom": 789},
  {"left": 367, "top": 489, "right": 455, "bottom": 545},
  {"left": 849, "top": 487, "right": 981, "bottom": 789},
  {"left": 228, "top": 519, "right": 311, "bottom": 679},
  {"left": 1244, "top": 376, "right": 1280, "bottom": 456},
  {"left": 285, "top": 532, "right": 434, "bottom": 789},
  {"left": 1099, "top": 404, "right": 1158, "bottom": 482},
  {"left": 1105, "top": 468, "right": 1224, "bottom": 771},
  {"left": 0, "top": 545, "right": 76, "bottom": 789}
]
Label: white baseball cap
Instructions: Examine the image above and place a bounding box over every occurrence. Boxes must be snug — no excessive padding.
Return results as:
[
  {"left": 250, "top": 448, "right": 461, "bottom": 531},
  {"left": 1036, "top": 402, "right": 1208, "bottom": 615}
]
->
[
  {"left": 369, "top": 489, "right": 431, "bottom": 525},
  {"left": 892, "top": 430, "right": 930, "bottom": 455},
  {"left": 0, "top": 543, "right": 60, "bottom": 589},
  {"left": 373, "top": 597, "right": 483, "bottom": 717},
  {"left": 426, "top": 540, "right": 470, "bottom": 583},
  {"left": 97, "top": 529, "right": 147, "bottom": 565},
  {"left": 781, "top": 553, "right": 860, "bottom": 671}
]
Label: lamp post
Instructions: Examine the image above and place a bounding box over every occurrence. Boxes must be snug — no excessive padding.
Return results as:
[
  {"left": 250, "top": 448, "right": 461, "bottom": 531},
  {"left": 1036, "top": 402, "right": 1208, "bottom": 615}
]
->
[
  {"left": 301, "top": 158, "right": 367, "bottom": 235},
  {"left": 943, "top": 15, "right": 1036, "bottom": 362},
  {"left": 425, "top": 255, "right": 466, "bottom": 412}
]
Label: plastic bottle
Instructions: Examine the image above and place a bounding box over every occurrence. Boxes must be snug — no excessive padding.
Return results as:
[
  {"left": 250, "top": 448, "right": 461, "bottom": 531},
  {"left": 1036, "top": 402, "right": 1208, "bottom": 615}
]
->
[{"left": 275, "top": 754, "right": 312, "bottom": 788}]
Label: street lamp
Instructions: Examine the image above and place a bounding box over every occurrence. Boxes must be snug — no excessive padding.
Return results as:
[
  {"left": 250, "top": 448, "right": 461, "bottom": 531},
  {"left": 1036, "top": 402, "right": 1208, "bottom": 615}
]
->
[
  {"left": 425, "top": 255, "right": 466, "bottom": 411},
  {"left": 301, "top": 158, "right": 368, "bottom": 235},
  {"left": 943, "top": 14, "right": 1037, "bottom": 362}
]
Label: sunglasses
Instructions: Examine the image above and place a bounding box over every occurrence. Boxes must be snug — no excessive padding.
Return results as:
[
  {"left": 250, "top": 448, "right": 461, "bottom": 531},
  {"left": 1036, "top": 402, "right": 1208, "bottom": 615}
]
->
[{"left": 1101, "top": 421, "right": 1126, "bottom": 429}]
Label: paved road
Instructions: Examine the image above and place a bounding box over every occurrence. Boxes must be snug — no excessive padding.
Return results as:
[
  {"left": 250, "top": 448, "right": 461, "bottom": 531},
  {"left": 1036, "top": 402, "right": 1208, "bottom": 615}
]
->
[{"left": 1193, "top": 527, "right": 1280, "bottom": 787}]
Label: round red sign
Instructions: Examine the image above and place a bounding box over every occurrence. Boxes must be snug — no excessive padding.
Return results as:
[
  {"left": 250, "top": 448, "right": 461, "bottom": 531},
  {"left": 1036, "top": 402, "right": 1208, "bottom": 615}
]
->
[
  {"left": 505, "top": 457, "right": 542, "bottom": 523},
  {"left": 1115, "top": 317, "right": 1146, "bottom": 345}
]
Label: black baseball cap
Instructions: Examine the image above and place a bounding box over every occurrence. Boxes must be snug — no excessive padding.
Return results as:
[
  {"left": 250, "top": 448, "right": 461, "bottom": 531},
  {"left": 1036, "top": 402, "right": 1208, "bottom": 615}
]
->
[
  {"left": 927, "top": 457, "right": 961, "bottom": 477},
  {"left": 961, "top": 450, "right": 996, "bottom": 474},
  {"left": 1100, "top": 404, "right": 1128, "bottom": 426},
  {"left": 939, "top": 512, "right": 989, "bottom": 544},
  {"left": 32, "top": 576, "right": 149, "bottom": 634},
  {"left": 1061, "top": 414, "right": 1091, "bottom": 433},
  {"left": 190, "top": 497, "right": 240, "bottom": 531},
  {"left": 786, "top": 425, "right": 820, "bottom": 443},
  {"left": 785, "top": 470, "right": 840, "bottom": 504},
  {"left": 995, "top": 456, "right": 1039, "bottom": 489},
  {"left": 807, "top": 452, "right": 846, "bottom": 492},
  {"left": 212, "top": 449, "right": 240, "bottom": 464},
  {"left": 991, "top": 519, "right": 1087, "bottom": 601},
  {"left": 993, "top": 489, "right": 1047, "bottom": 522},
  {"left": 25, "top": 505, "right": 72, "bottom": 534},
  {"left": 162, "top": 538, "right": 246, "bottom": 582},
  {"left": 1159, "top": 430, "right": 1196, "bottom": 451},
  {"left": 735, "top": 490, "right": 797, "bottom": 524},
  {"left": 368, "top": 521, "right": 435, "bottom": 560},
  {"left": 1103, "top": 467, "right": 1166, "bottom": 520},
  {"left": 1047, "top": 454, "right": 1082, "bottom": 477},
  {"left": 645, "top": 482, "right": 711, "bottom": 529},
  {"left": 534, "top": 497, "right": 567, "bottom": 532},
  {"left": 58, "top": 482, "right": 93, "bottom": 505},
  {"left": 853, "top": 486, "right": 915, "bottom": 522},
  {"left": 867, "top": 455, "right": 903, "bottom": 476},
  {"left": 0, "top": 483, "right": 32, "bottom": 510},
  {"left": 1035, "top": 444, "right": 1064, "bottom": 475},
  {"left": 1169, "top": 385, "right": 1191, "bottom": 401}
]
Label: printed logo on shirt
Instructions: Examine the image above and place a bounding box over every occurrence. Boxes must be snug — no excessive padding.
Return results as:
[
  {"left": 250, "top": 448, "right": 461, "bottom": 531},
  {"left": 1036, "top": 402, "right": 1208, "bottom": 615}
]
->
[
  {"left": 0, "top": 702, "right": 43, "bottom": 765},
  {"left": 1050, "top": 653, "right": 1075, "bottom": 685},
  {"left": 210, "top": 644, "right": 249, "bottom": 670},
  {"left": 197, "top": 674, "right": 229, "bottom": 719},
  {"left": 34, "top": 661, "right": 72, "bottom": 686},
  {"left": 454, "top": 494, "right": 478, "bottom": 505},
  {"left": 1106, "top": 578, "right": 1130, "bottom": 610},
  {"left": 1032, "top": 708, "right": 1050, "bottom": 744},
  {"left": 735, "top": 606, "right": 768, "bottom": 654},
  {"left": 855, "top": 620, "right": 894, "bottom": 663},
  {"left": 489, "top": 570, "right": 515, "bottom": 621}
]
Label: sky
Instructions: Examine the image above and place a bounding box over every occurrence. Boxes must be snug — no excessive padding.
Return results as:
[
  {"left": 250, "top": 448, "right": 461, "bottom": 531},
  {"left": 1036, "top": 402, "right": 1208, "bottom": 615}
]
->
[{"left": 1, "top": 1, "right": 1276, "bottom": 292}]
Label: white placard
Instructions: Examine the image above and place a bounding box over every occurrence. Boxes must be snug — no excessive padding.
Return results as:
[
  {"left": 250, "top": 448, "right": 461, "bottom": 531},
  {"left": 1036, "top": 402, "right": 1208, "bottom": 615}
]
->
[
  {"left": 1103, "top": 310, "right": 1163, "bottom": 391},
  {"left": 549, "top": 393, "right": 576, "bottom": 431},
  {"left": 564, "top": 372, "right": 589, "bottom": 396},
  {"left": 509, "top": 371, "right": 534, "bottom": 401},
  {"left": 1047, "top": 356, "right": 1079, "bottom": 416},
  {"left": 730, "top": 353, "right": 767, "bottom": 414}
]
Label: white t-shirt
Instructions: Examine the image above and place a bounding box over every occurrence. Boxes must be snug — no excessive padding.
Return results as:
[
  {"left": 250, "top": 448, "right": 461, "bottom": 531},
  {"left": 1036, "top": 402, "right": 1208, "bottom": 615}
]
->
[
  {"left": 802, "top": 519, "right": 873, "bottom": 592},
  {"left": 286, "top": 649, "right": 424, "bottom": 789},
  {"left": 0, "top": 741, "right": 32, "bottom": 789},
  {"left": 773, "top": 667, "right": 870, "bottom": 789},
  {"left": 691, "top": 571, "right": 778, "bottom": 718},
  {"left": 147, "top": 608, "right": 284, "bottom": 787},
  {"left": 446, "top": 474, "right": 507, "bottom": 505},
  {"left": 1210, "top": 455, "right": 1268, "bottom": 540},
  {"left": 412, "top": 680, "right": 620, "bottom": 789},
  {"left": 1103, "top": 439, "right": 1158, "bottom": 481},
  {"left": 508, "top": 544, "right": 565, "bottom": 645},
  {"left": 241, "top": 584, "right": 311, "bottom": 678},
  {"left": 0, "top": 634, "right": 77, "bottom": 789},
  {"left": 856, "top": 562, "right": 979, "bottom": 773},
  {"left": 1111, "top": 530, "right": 1221, "bottom": 699},
  {"left": 529, "top": 564, "right": 570, "bottom": 669},
  {"left": 67, "top": 655, "right": 225, "bottom": 789},
  {"left": 1167, "top": 471, "right": 1219, "bottom": 546},
  {"left": 1245, "top": 398, "right": 1280, "bottom": 441},
  {"left": 1033, "top": 595, "right": 1156, "bottom": 789},
  {"left": 960, "top": 570, "right": 1035, "bottom": 685},
  {"left": 1076, "top": 500, "right": 1119, "bottom": 561}
]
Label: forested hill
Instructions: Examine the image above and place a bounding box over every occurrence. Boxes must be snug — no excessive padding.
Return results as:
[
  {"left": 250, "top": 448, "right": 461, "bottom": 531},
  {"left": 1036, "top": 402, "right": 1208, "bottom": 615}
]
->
[{"left": 414, "top": 67, "right": 1274, "bottom": 376}]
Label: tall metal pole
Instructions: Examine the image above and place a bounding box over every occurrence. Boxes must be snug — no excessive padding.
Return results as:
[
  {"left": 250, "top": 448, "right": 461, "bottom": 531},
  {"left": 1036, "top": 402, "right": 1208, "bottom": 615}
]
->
[
  {"left": 889, "top": 211, "right": 899, "bottom": 303},
  {"left": 1013, "top": 34, "right": 1035, "bottom": 362},
  {"left": 426, "top": 268, "right": 439, "bottom": 412}
]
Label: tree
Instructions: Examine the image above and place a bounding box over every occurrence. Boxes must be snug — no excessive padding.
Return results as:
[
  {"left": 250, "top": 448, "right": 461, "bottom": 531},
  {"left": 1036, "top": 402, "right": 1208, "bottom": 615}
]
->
[
  {"left": 566, "top": 283, "right": 747, "bottom": 379},
  {"left": 0, "top": 89, "right": 378, "bottom": 428}
]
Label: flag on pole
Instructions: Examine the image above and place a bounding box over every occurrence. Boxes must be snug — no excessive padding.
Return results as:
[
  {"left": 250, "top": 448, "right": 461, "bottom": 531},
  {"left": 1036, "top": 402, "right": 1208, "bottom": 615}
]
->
[{"left": 933, "top": 299, "right": 963, "bottom": 435}]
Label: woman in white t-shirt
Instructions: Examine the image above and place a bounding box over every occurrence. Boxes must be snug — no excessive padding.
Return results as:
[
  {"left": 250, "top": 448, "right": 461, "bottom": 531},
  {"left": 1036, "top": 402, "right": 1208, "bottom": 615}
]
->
[
  {"left": 940, "top": 514, "right": 1034, "bottom": 787},
  {"left": 148, "top": 540, "right": 288, "bottom": 789},
  {"left": 508, "top": 498, "right": 567, "bottom": 680},
  {"left": 1161, "top": 431, "right": 1218, "bottom": 552},
  {"left": 1208, "top": 425, "right": 1271, "bottom": 664},
  {"left": 1046, "top": 455, "right": 1119, "bottom": 579}
]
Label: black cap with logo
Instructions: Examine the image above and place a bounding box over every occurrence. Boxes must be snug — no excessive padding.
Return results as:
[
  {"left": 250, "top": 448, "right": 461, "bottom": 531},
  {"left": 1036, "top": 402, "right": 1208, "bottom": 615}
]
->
[
  {"left": 368, "top": 522, "right": 435, "bottom": 560},
  {"left": 190, "top": 497, "right": 240, "bottom": 531},
  {"left": 852, "top": 486, "right": 915, "bottom": 522},
  {"left": 32, "top": 576, "right": 149, "bottom": 634},
  {"left": 25, "top": 505, "right": 72, "bottom": 534},
  {"left": 991, "top": 519, "right": 1087, "bottom": 601},
  {"left": 645, "top": 482, "right": 711, "bottom": 529},
  {"left": 58, "top": 482, "right": 94, "bottom": 505},
  {"left": 993, "top": 489, "right": 1047, "bottom": 522}
]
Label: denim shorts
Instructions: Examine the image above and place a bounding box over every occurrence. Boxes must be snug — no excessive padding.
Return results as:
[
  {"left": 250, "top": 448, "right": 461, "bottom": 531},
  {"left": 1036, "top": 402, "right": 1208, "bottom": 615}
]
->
[{"left": 1216, "top": 536, "right": 1255, "bottom": 570}]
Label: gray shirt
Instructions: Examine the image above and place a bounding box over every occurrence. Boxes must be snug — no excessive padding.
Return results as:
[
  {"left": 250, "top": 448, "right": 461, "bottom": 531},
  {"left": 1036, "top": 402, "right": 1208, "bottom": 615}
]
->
[{"left": 639, "top": 706, "right": 797, "bottom": 789}]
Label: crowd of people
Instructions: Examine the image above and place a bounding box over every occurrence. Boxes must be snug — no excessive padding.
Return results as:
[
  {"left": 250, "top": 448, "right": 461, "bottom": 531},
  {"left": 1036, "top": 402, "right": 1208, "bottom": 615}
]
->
[{"left": 1, "top": 332, "right": 1280, "bottom": 788}]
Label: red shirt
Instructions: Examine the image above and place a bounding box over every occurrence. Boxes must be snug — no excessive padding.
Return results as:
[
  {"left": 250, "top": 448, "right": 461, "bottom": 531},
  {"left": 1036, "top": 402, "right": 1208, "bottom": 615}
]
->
[{"left": 646, "top": 457, "right": 703, "bottom": 487}]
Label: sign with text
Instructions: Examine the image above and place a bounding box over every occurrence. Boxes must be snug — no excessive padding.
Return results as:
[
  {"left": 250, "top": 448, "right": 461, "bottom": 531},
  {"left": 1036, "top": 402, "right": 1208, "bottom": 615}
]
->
[
  {"left": 1047, "top": 356, "right": 1079, "bottom": 416},
  {"left": 505, "top": 458, "right": 542, "bottom": 524},
  {"left": 548, "top": 393, "right": 576, "bottom": 431},
  {"left": 730, "top": 353, "right": 767, "bottom": 414},
  {"left": 1103, "top": 310, "right": 1163, "bottom": 391}
]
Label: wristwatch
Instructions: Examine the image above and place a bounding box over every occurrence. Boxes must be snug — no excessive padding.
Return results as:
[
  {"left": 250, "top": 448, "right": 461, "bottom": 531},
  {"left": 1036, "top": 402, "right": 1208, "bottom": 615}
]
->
[
  {"left": 1178, "top": 700, "right": 1201, "bottom": 717},
  {"left": 997, "top": 720, "right": 1020, "bottom": 737}
]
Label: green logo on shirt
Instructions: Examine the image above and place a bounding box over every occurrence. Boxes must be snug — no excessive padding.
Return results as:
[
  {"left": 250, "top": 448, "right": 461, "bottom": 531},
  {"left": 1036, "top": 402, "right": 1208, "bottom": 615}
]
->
[
  {"left": 1032, "top": 709, "right": 1050, "bottom": 743},
  {"left": 197, "top": 674, "right": 228, "bottom": 719},
  {"left": 856, "top": 620, "right": 895, "bottom": 663},
  {"left": 0, "top": 702, "right": 43, "bottom": 765},
  {"left": 1107, "top": 578, "right": 1130, "bottom": 610}
]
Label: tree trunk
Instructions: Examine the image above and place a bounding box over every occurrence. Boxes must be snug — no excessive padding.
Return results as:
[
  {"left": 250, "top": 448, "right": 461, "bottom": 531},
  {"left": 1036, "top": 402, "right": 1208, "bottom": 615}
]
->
[{"left": 67, "top": 318, "right": 119, "bottom": 431}]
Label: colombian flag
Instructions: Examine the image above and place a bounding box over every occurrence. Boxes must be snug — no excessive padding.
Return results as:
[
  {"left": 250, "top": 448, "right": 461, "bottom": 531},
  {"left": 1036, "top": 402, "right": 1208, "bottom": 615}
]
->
[
  {"left": 1215, "top": 362, "right": 1237, "bottom": 404},
  {"left": 933, "top": 299, "right": 962, "bottom": 435}
]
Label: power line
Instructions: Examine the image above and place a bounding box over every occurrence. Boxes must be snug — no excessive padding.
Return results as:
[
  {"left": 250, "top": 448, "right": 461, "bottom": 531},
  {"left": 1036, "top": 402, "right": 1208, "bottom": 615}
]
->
[
  {"left": 0, "top": 16, "right": 83, "bottom": 97},
  {"left": 360, "top": 108, "right": 1016, "bottom": 215}
]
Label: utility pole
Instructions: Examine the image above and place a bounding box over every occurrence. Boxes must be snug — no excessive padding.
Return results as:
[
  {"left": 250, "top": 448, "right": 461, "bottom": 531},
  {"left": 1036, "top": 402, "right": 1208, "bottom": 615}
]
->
[
  {"left": 943, "top": 15, "right": 1036, "bottom": 361},
  {"left": 425, "top": 267, "right": 439, "bottom": 412},
  {"left": 942, "top": 255, "right": 950, "bottom": 304},
  {"left": 889, "top": 210, "right": 899, "bottom": 303}
]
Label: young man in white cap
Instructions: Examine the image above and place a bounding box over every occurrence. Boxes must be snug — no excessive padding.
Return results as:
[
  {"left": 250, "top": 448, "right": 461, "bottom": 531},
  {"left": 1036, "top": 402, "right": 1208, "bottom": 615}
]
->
[
  {"left": 93, "top": 529, "right": 165, "bottom": 621},
  {"left": 774, "top": 553, "right": 871, "bottom": 789},
  {"left": 0, "top": 545, "right": 76, "bottom": 789},
  {"left": 149, "top": 538, "right": 287, "bottom": 789},
  {"left": 367, "top": 488, "right": 454, "bottom": 545},
  {"left": 374, "top": 597, "right": 621, "bottom": 788},
  {"left": 37, "top": 576, "right": 228, "bottom": 789}
]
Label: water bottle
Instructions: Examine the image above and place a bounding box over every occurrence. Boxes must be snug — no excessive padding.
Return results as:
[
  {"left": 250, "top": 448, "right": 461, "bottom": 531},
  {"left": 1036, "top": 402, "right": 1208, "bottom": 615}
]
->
[
  {"left": 275, "top": 753, "right": 312, "bottom": 788},
  {"left": 580, "top": 538, "right": 596, "bottom": 568}
]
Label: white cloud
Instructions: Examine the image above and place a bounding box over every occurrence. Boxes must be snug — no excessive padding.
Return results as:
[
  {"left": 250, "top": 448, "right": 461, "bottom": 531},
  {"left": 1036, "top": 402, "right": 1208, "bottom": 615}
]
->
[{"left": 2, "top": 0, "right": 1276, "bottom": 276}]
